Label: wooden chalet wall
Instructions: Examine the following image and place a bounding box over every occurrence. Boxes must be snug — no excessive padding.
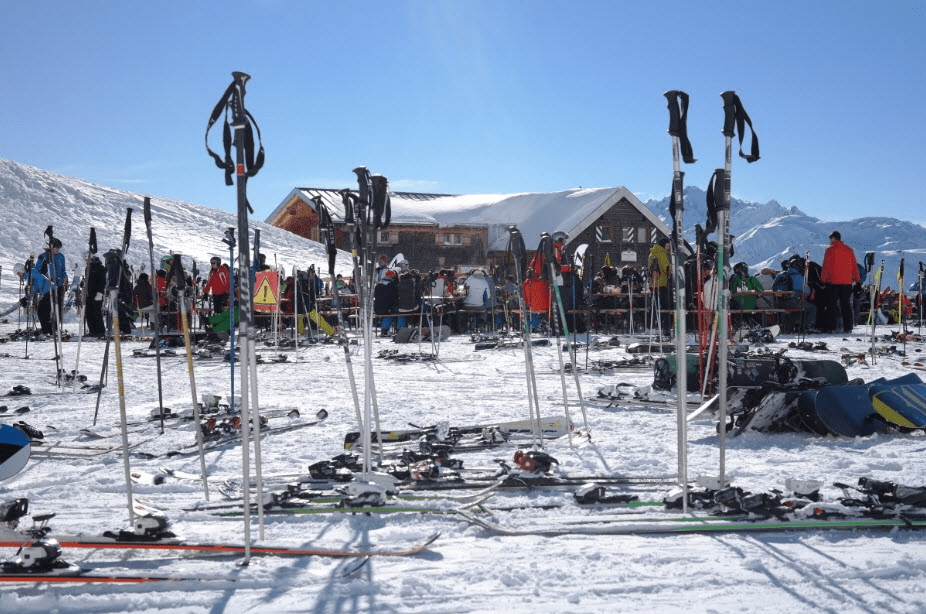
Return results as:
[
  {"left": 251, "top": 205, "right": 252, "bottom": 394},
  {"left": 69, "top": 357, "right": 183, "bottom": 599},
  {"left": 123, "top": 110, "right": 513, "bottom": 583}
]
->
[
  {"left": 563, "top": 196, "right": 666, "bottom": 278},
  {"left": 272, "top": 196, "right": 321, "bottom": 243},
  {"left": 269, "top": 192, "right": 489, "bottom": 274},
  {"left": 375, "top": 225, "right": 488, "bottom": 273}
]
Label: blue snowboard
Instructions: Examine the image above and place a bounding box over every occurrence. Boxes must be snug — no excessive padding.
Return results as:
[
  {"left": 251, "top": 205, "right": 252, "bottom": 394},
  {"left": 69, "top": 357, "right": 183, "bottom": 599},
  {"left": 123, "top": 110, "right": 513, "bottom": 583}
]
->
[
  {"left": 814, "top": 374, "right": 922, "bottom": 437},
  {"left": 0, "top": 424, "right": 31, "bottom": 481},
  {"left": 870, "top": 383, "right": 926, "bottom": 428}
]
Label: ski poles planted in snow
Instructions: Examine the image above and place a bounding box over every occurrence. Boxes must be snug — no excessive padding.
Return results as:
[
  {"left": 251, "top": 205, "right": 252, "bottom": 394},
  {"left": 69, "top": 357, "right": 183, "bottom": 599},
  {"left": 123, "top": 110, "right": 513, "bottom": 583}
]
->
[
  {"left": 506, "top": 226, "right": 545, "bottom": 449},
  {"left": 715, "top": 91, "right": 760, "bottom": 486},
  {"left": 71, "top": 227, "right": 97, "bottom": 395},
  {"left": 539, "top": 232, "right": 587, "bottom": 445},
  {"left": 222, "top": 227, "right": 237, "bottom": 418},
  {"left": 316, "top": 200, "right": 363, "bottom": 430},
  {"left": 665, "top": 90, "right": 696, "bottom": 508},
  {"left": 206, "top": 70, "right": 267, "bottom": 558},
  {"left": 103, "top": 208, "right": 136, "bottom": 523},
  {"left": 171, "top": 254, "right": 209, "bottom": 500},
  {"left": 142, "top": 199, "right": 166, "bottom": 433}
]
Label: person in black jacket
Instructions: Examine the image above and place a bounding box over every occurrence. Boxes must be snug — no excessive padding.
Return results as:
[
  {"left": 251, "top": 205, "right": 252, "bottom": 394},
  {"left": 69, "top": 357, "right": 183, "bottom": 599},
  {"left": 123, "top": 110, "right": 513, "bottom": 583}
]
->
[
  {"left": 396, "top": 271, "right": 422, "bottom": 329},
  {"left": 84, "top": 255, "right": 107, "bottom": 336},
  {"left": 133, "top": 272, "right": 154, "bottom": 329},
  {"left": 373, "top": 270, "right": 399, "bottom": 336}
]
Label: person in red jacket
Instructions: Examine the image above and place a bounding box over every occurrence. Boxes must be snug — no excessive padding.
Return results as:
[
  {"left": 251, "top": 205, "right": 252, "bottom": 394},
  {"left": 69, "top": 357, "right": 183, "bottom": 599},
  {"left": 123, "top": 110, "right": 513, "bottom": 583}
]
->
[
  {"left": 820, "top": 231, "right": 861, "bottom": 333},
  {"left": 203, "top": 257, "right": 231, "bottom": 315}
]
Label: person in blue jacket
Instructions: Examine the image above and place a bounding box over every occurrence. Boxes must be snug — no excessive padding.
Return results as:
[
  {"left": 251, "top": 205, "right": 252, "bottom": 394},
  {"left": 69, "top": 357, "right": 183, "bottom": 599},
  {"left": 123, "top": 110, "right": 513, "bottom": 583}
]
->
[
  {"left": 34, "top": 238, "right": 67, "bottom": 334},
  {"left": 772, "top": 256, "right": 817, "bottom": 332},
  {"left": 16, "top": 262, "right": 52, "bottom": 335}
]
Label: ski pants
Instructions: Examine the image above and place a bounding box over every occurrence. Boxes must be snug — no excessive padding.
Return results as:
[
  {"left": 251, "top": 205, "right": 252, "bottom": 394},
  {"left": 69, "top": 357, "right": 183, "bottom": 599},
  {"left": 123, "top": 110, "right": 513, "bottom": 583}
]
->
[{"left": 829, "top": 284, "right": 855, "bottom": 333}]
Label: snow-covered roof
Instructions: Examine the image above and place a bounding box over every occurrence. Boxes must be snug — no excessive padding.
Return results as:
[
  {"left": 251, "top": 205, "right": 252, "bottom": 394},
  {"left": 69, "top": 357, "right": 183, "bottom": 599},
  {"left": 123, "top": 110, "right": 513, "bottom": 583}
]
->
[{"left": 267, "top": 186, "right": 670, "bottom": 252}]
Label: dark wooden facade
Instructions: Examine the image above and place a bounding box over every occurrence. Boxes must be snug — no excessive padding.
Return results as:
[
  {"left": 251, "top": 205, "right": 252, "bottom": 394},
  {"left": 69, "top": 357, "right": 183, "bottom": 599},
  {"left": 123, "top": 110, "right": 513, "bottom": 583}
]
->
[{"left": 268, "top": 189, "right": 489, "bottom": 273}]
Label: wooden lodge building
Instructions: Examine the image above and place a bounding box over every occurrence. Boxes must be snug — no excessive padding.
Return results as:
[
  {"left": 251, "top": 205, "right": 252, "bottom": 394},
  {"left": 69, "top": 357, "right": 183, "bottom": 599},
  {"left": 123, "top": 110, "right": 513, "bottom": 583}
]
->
[{"left": 265, "top": 186, "right": 675, "bottom": 276}]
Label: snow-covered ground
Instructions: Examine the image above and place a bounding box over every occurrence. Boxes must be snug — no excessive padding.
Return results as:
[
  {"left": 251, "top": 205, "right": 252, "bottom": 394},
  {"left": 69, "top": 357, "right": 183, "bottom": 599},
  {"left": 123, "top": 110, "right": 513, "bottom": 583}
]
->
[{"left": 0, "top": 300, "right": 925, "bottom": 613}]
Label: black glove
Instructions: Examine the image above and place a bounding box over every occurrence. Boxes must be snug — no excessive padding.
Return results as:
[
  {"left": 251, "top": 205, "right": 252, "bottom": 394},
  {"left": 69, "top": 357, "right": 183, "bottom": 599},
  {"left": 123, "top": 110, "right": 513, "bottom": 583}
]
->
[{"left": 20, "top": 297, "right": 29, "bottom": 307}]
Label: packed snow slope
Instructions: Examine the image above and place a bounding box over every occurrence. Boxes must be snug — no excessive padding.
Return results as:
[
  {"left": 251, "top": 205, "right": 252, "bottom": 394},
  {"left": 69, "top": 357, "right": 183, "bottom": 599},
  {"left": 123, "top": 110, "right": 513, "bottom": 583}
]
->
[{"left": 0, "top": 158, "right": 352, "bottom": 280}]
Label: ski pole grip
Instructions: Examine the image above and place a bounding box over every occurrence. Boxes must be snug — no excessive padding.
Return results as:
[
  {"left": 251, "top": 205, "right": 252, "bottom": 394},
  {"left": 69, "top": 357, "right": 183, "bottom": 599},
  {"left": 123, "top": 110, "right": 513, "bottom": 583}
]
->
[
  {"left": 372, "top": 174, "right": 391, "bottom": 229},
  {"left": 172, "top": 254, "right": 186, "bottom": 290},
  {"left": 353, "top": 166, "right": 371, "bottom": 206},
  {"left": 720, "top": 91, "right": 737, "bottom": 137},
  {"left": 231, "top": 71, "right": 251, "bottom": 92},
  {"left": 664, "top": 90, "right": 682, "bottom": 136},
  {"left": 104, "top": 250, "right": 121, "bottom": 292}
]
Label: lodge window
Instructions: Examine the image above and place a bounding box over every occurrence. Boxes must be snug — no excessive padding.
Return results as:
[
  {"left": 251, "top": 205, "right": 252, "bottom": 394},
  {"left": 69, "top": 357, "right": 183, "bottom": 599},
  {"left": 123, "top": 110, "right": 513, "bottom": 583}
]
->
[
  {"left": 596, "top": 225, "right": 614, "bottom": 243},
  {"left": 440, "top": 233, "right": 462, "bottom": 245}
]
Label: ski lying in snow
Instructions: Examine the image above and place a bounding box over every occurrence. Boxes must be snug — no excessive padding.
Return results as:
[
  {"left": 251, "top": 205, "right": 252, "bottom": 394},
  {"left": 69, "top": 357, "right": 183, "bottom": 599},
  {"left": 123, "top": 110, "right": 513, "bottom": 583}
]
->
[
  {"left": 0, "top": 569, "right": 215, "bottom": 584},
  {"left": 396, "top": 473, "right": 679, "bottom": 492},
  {"left": 0, "top": 530, "right": 440, "bottom": 558},
  {"left": 456, "top": 510, "right": 926, "bottom": 536},
  {"left": 343, "top": 415, "right": 572, "bottom": 450},
  {"left": 1, "top": 385, "right": 102, "bottom": 398},
  {"left": 29, "top": 438, "right": 150, "bottom": 458},
  {"left": 132, "top": 418, "right": 323, "bottom": 459},
  {"left": 212, "top": 491, "right": 495, "bottom": 518}
]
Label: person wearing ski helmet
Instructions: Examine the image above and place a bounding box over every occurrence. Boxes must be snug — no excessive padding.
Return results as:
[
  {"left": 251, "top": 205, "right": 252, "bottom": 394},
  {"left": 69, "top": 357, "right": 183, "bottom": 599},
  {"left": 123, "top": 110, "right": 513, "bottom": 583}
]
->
[
  {"left": 203, "top": 256, "right": 231, "bottom": 315},
  {"left": 820, "top": 231, "right": 861, "bottom": 333}
]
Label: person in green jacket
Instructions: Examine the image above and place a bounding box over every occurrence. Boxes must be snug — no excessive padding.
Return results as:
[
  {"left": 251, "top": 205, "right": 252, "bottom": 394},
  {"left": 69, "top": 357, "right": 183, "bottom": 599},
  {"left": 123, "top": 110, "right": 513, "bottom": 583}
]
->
[{"left": 730, "top": 262, "right": 765, "bottom": 310}]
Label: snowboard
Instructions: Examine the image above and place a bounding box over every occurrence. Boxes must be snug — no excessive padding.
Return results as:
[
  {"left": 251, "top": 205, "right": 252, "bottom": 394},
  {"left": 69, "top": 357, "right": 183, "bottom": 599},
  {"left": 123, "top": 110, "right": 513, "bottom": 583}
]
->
[
  {"left": 627, "top": 342, "right": 676, "bottom": 355},
  {"left": 657, "top": 355, "right": 848, "bottom": 394},
  {"left": 813, "top": 374, "right": 921, "bottom": 437},
  {"left": 394, "top": 325, "right": 452, "bottom": 344},
  {"left": 796, "top": 389, "right": 830, "bottom": 436},
  {"left": 0, "top": 424, "right": 31, "bottom": 481},
  {"left": 870, "top": 383, "right": 926, "bottom": 429}
]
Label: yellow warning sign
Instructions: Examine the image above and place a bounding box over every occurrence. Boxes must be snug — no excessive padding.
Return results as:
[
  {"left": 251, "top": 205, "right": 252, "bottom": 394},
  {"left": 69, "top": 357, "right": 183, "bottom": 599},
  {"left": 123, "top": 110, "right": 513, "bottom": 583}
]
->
[{"left": 254, "top": 271, "right": 279, "bottom": 312}]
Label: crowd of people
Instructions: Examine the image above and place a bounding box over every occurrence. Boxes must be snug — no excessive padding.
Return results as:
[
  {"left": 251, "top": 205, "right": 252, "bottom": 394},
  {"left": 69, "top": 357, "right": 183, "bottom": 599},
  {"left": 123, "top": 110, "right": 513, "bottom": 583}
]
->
[{"left": 8, "top": 229, "right": 923, "bottom": 341}]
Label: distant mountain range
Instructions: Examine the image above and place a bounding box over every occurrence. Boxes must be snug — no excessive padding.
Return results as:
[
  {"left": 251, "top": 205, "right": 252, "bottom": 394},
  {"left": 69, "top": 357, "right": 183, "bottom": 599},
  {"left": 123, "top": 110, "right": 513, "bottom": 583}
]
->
[{"left": 645, "top": 187, "right": 926, "bottom": 289}]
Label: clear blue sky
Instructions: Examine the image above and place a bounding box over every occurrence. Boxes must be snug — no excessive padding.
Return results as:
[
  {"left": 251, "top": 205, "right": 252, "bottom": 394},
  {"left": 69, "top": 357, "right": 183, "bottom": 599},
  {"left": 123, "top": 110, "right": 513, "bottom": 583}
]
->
[{"left": 2, "top": 0, "right": 924, "bottom": 224}]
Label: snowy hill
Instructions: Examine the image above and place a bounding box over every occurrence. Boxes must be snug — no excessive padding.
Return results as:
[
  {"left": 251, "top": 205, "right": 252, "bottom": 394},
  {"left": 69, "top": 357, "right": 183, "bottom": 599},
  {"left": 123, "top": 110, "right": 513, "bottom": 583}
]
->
[
  {"left": 0, "top": 158, "right": 350, "bottom": 296},
  {"left": 647, "top": 187, "right": 926, "bottom": 289}
]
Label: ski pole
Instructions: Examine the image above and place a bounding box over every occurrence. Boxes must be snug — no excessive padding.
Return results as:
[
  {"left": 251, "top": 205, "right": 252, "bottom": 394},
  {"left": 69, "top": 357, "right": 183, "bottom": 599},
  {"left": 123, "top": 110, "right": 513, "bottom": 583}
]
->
[
  {"left": 316, "top": 200, "right": 363, "bottom": 430},
  {"left": 716, "top": 90, "right": 760, "bottom": 487},
  {"left": 171, "top": 254, "right": 209, "bottom": 501},
  {"left": 665, "top": 89, "right": 694, "bottom": 506},
  {"left": 919, "top": 262, "right": 923, "bottom": 335},
  {"left": 206, "top": 70, "right": 267, "bottom": 558},
  {"left": 43, "top": 226, "right": 64, "bottom": 387},
  {"left": 71, "top": 228, "right": 97, "bottom": 395},
  {"left": 142, "top": 199, "right": 167, "bottom": 434},
  {"left": 104, "top": 208, "right": 135, "bottom": 524}
]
